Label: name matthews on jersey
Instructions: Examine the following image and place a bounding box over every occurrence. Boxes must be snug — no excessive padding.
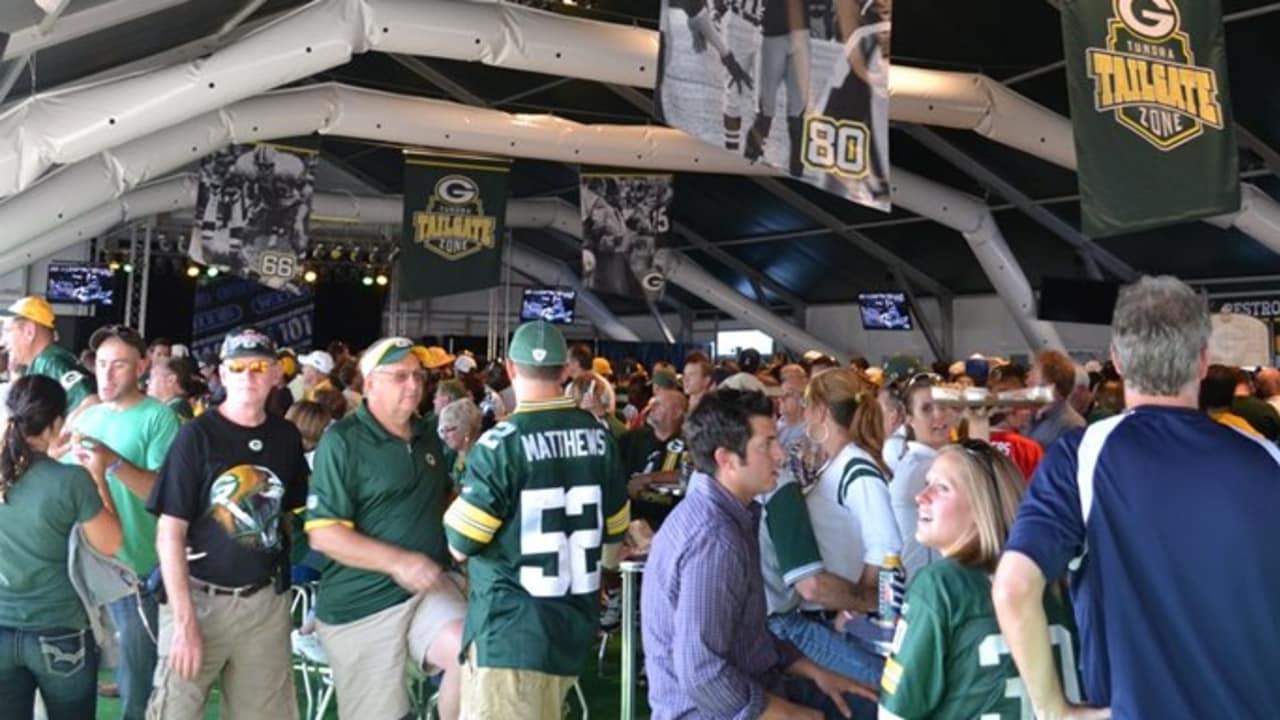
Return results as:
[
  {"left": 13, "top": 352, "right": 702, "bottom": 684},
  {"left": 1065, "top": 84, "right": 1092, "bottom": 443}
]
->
[{"left": 520, "top": 427, "right": 610, "bottom": 463}]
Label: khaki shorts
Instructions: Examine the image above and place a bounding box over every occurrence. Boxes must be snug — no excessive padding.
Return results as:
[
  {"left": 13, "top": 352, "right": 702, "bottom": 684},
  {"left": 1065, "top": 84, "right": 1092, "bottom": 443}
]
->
[
  {"left": 147, "top": 584, "right": 296, "bottom": 720},
  {"left": 459, "top": 646, "right": 577, "bottom": 720},
  {"left": 316, "top": 573, "right": 466, "bottom": 720}
]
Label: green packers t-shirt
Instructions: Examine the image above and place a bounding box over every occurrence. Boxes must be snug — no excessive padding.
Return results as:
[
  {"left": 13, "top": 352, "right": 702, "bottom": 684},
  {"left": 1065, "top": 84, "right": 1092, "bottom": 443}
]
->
[
  {"left": 70, "top": 397, "right": 180, "bottom": 575},
  {"left": 879, "top": 559, "right": 1080, "bottom": 719},
  {"left": 444, "top": 397, "right": 629, "bottom": 675},
  {"left": 306, "top": 404, "right": 452, "bottom": 624},
  {"left": 0, "top": 456, "right": 102, "bottom": 630},
  {"left": 29, "top": 344, "right": 95, "bottom": 414}
]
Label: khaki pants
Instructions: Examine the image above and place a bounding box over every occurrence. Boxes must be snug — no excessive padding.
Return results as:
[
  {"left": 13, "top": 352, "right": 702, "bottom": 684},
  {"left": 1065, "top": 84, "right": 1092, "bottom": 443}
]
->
[
  {"left": 147, "top": 584, "right": 296, "bottom": 720},
  {"left": 316, "top": 575, "right": 466, "bottom": 720},
  {"left": 459, "top": 646, "right": 577, "bottom": 720}
]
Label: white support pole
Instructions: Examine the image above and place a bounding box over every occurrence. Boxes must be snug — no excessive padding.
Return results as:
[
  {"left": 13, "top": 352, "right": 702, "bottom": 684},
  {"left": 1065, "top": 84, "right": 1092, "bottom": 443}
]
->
[
  {"left": 891, "top": 169, "right": 1065, "bottom": 352},
  {"left": 654, "top": 249, "right": 845, "bottom": 361}
]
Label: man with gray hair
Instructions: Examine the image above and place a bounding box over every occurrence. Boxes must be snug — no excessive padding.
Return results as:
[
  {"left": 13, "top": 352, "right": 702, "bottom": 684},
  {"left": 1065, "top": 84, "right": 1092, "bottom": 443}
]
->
[{"left": 993, "top": 276, "right": 1280, "bottom": 719}]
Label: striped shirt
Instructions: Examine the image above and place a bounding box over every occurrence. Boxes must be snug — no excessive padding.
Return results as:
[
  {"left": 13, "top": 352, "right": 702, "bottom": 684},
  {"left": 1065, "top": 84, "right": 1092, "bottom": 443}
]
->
[{"left": 642, "top": 472, "right": 801, "bottom": 719}]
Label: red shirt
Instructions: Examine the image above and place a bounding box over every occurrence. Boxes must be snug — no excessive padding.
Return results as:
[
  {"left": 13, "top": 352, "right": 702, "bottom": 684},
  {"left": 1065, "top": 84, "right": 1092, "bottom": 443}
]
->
[{"left": 989, "top": 429, "right": 1045, "bottom": 484}]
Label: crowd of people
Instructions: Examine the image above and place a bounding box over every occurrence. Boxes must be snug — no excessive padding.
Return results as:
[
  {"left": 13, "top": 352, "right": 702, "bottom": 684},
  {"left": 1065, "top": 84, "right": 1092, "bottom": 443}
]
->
[{"left": 1, "top": 274, "right": 1280, "bottom": 719}]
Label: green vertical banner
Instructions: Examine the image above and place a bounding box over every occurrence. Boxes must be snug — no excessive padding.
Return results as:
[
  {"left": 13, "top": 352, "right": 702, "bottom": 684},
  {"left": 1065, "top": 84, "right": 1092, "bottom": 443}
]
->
[
  {"left": 399, "top": 152, "right": 511, "bottom": 299},
  {"left": 1062, "top": 0, "right": 1239, "bottom": 237}
]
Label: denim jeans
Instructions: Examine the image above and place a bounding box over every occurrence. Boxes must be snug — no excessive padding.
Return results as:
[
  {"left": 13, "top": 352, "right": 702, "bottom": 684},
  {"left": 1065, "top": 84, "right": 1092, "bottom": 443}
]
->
[
  {"left": 778, "top": 674, "right": 879, "bottom": 720},
  {"left": 768, "top": 611, "right": 886, "bottom": 686},
  {"left": 0, "top": 625, "right": 99, "bottom": 720},
  {"left": 108, "top": 592, "right": 159, "bottom": 720}
]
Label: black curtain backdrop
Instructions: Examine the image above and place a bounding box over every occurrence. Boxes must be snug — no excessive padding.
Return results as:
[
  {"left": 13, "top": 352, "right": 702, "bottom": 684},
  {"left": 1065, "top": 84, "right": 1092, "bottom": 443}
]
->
[{"left": 139, "top": 269, "right": 386, "bottom": 352}]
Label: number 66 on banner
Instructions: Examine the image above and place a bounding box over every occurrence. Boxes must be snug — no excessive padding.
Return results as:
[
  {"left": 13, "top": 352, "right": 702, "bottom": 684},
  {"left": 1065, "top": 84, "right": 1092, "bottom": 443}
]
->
[{"left": 803, "top": 116, "right": 870, "bottom": 178}]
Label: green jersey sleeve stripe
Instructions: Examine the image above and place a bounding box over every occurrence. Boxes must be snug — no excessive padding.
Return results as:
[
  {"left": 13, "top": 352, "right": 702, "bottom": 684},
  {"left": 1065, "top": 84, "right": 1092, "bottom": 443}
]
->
[{"left": 781, "top": 560, "right": 825, "bottom": 587}]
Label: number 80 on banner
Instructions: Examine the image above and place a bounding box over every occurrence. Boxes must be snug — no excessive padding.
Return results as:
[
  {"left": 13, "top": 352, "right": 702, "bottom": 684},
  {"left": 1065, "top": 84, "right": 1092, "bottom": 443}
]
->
[{"left": 802, "top": 116, "right": 870, "bottom": 178}]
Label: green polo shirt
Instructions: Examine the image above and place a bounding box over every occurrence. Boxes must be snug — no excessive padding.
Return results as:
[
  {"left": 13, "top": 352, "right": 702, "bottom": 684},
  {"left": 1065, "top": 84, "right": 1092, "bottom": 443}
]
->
[
  {"left": 28, "top": 344, "right": 95, "bottom": 414},
  {"left": 305, "top": 403, "right": 452, "bottom": 624}
]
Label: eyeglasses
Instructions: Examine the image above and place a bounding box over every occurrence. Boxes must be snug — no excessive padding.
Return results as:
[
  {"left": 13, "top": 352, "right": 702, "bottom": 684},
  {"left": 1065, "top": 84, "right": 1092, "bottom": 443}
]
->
[
  {"left": 437, "top": 425, "right": 459, "bottom": 439},
  {"left": 959, "top": 439, "right": 1000, "bottom": 483},
  {"left": 224, "top": 359, "right": 272, "bottom": 375},
  {"left": 372, "top": 368, "right": 428, "bottom": 384}
]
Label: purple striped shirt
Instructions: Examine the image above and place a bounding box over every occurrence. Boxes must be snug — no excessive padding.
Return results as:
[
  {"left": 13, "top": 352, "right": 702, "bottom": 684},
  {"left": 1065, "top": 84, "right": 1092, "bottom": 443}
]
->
[{"left": 641, "top": 472, "right": 801, "bottom": 719}]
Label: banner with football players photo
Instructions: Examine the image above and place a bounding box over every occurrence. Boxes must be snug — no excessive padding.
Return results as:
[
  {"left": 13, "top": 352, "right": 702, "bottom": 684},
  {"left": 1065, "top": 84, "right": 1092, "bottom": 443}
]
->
[
  {"left": 190, "top": 274, "right": 315, "bottom": 361},
  {"left": 189, "top": 142, "right": 318, "bottom": 288},
  {"left": 657, "top": 0, "right": 892, "bottom": 211},
  {"left": 1063, "top": 0, "right": 1238, "bottom": 237},
  {"left": 579, "top": 169, "right": 674, "bottom": 298},
  {"left": 399, "top": 152, "right": 511, "bottom": 300}
]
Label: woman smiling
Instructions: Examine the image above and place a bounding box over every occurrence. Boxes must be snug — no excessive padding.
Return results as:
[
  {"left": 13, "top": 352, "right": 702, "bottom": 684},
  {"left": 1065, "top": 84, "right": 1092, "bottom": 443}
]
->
[{"left": 878, "top": 441, "right": 1082, "bottom": 720}]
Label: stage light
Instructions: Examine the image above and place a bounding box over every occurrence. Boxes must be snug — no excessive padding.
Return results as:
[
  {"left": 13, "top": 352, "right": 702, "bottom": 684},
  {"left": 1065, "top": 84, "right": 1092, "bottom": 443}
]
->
[
  {"left": 303, "top": 269, "right": 318, "bottom": 283},
  {"left": 375, "top": 273, "right": 388, "bottom": 287},
  {"left": 108, "top": 260, "right": 122, "bottom": 271},
  {"left": 206, "top": 266, "right": 220, "bottom": 277},
  {"left": 122, "top": 263, "right": 134, "bottom": 274},
  {"left": 329, "top": 244, "right": 345, "bottom": 261},
  {"left": 361, "top": 274, "right": 374, "bottom": 287},
  {"left": 186, "top": 265, "right": 200, "bottom": 278}
]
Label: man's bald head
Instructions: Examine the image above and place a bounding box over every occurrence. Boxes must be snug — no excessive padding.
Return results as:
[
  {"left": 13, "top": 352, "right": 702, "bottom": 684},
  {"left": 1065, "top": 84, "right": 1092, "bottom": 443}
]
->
[{"left": 1256, "top": 368, "right": 1280, "bottom": 399}]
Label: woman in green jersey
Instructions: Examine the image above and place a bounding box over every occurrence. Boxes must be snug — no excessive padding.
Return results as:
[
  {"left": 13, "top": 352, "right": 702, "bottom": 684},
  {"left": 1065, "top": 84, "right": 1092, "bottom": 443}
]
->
[
  {"left": 0, "top": 376, "right": 123, "bottom": 719},
  {"left": 878, "top": 440, "right": 1082, "bottom": 720}
]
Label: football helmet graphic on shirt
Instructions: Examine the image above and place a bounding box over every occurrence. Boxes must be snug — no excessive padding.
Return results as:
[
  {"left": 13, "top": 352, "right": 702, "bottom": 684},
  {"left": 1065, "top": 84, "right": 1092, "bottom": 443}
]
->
[{"left": 207, "top": 464, "right": 286, "bottom": 550}]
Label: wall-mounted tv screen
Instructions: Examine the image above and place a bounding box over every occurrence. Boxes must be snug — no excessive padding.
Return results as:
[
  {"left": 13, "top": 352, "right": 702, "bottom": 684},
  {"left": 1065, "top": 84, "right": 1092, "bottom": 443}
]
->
[
  {"left": 1037, "top": 276, "right": 1120, "bottom": 325},
  {"left": 520, "top": 288, "right": 576, "bottom": 324},
  {"left": 859, "top": 292, "right": 913, "bottom": 330},
  {"left": 46, "top": 262, "right": 117, "bottom": 306}
]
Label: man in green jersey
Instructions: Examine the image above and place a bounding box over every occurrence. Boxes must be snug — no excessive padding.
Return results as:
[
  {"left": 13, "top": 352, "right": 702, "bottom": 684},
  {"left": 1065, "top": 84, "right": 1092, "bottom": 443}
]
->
[
  {"left": 1, "top": 296, "right": 96, "bottom": 420},
  {"left": 444, "top": 321, "right": 629, "bottom": 719},
  {"left": 69, "top": 324, "right": 180, "bottom": 719},
  {"left": 307, "top": 336, "right": 466, "bottom": 720}
]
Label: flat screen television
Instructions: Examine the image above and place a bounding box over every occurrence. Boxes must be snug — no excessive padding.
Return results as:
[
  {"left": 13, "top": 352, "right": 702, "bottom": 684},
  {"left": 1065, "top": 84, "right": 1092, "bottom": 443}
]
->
[
  {"left": 520, "top": 287, "right": 576, "bottom": 324},
  {"left": 1037, "top": 276, "right": 1120, "bottom": 325},
  {"left": 858, "top": 292, "right": 913, "bottom": 330},
  {"left": 46, "top": 262, "right": 117, "bottom": 306}
]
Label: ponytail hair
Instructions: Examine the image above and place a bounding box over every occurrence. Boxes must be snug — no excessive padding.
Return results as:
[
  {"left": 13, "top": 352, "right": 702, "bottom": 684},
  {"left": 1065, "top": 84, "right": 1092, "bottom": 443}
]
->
[
  {"left": 805, "top": 368, "right": 889, "bottom": 476},
  {"left": 0, "top": 375, "right": 67, "bottom": 503}
]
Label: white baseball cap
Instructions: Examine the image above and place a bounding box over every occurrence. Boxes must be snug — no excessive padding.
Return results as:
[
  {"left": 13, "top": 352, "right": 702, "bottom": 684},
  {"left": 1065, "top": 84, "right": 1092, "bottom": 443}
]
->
[
  {"left": 454, "top": 354, "right": 478, "bottom": 375},
  {"left": 299, "top": 350, "right": 335, "bottom": 375}
]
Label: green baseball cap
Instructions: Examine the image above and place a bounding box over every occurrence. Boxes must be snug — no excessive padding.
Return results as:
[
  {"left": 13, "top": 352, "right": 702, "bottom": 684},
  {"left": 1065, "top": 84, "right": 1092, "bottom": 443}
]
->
[{"left": 508, "top": 321, "right": 567, "bottom": 367}]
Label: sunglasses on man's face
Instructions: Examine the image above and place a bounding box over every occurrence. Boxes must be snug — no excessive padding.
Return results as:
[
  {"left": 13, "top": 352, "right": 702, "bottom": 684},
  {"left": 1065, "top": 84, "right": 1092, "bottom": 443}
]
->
[{"left": 224, "top": 359, "right": 272, "bottom": 375}]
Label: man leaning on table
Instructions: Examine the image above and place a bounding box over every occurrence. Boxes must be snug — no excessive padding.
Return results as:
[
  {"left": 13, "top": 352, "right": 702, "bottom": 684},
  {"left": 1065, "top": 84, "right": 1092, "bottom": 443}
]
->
[{"left": 642, "top": 388, "right": 878, "bottom": 719}]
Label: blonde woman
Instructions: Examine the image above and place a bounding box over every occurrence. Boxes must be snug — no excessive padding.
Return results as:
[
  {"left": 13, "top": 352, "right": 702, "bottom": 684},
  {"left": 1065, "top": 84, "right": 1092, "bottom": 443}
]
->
[
  {"left": 567, "top": 371, "right": 626, "bottom": 438},
  {"left": 793, "top": 368, "right": 902, "bottom": 684},
  {"left": 878, "top": 441, "right": 1082, "bottom": 719}
]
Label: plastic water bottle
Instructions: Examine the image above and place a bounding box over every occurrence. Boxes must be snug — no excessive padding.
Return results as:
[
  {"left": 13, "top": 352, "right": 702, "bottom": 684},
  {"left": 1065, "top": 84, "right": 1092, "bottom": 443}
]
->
[{"left": 877, "top": 554, "right": 903, "bottom": 628}]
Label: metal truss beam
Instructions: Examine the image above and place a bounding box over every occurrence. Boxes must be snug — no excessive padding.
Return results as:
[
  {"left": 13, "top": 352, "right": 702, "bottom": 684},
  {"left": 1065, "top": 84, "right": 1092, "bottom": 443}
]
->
[{"left": 902, "top": 124, "right": 1137, "bottom": 281}]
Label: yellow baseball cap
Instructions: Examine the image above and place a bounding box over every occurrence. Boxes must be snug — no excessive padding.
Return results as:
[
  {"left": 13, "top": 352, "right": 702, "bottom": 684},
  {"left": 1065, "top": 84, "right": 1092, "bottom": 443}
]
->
[
  {"left": 0, "top": 296, "right": 56, "bottom": 329},
  {"left": 359, "top": 337, "right": 453, "bottom": 376},
  {"left": 592, "top": 357, "right": 613, "bottom": 376}
]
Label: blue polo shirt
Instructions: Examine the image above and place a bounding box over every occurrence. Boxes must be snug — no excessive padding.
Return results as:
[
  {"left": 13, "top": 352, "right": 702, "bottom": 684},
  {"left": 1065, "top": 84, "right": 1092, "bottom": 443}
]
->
[{"left": 1007, "top": 405, "right": 1280, "bottom": 719}]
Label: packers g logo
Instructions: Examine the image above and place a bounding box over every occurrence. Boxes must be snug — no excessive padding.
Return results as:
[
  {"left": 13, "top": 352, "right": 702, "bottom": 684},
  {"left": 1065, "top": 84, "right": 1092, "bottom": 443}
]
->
[
  {"left": 1085, "top": 0, "right": 1223, "bottom": 151},
  {"left": 434, "top": 175, "right": 479, "bottom": 205},
  {"left": 1116, "top": 0, "right": 1178, "bottom": 41}
]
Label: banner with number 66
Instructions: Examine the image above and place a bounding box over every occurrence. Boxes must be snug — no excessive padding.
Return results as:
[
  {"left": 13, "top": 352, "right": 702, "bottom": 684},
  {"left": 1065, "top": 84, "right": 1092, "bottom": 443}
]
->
[{"left": 189, "top": 142, "right": 318, "bottom": 289}]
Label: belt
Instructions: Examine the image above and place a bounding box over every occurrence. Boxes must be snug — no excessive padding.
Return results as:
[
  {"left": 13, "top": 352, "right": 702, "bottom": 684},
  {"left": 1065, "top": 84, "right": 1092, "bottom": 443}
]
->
[
  {"left": 799, "top": 609, "right": 836, "bottom": 624},
  {"left": 190, "top": 577, "right": 272, "bottom": 599}
]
